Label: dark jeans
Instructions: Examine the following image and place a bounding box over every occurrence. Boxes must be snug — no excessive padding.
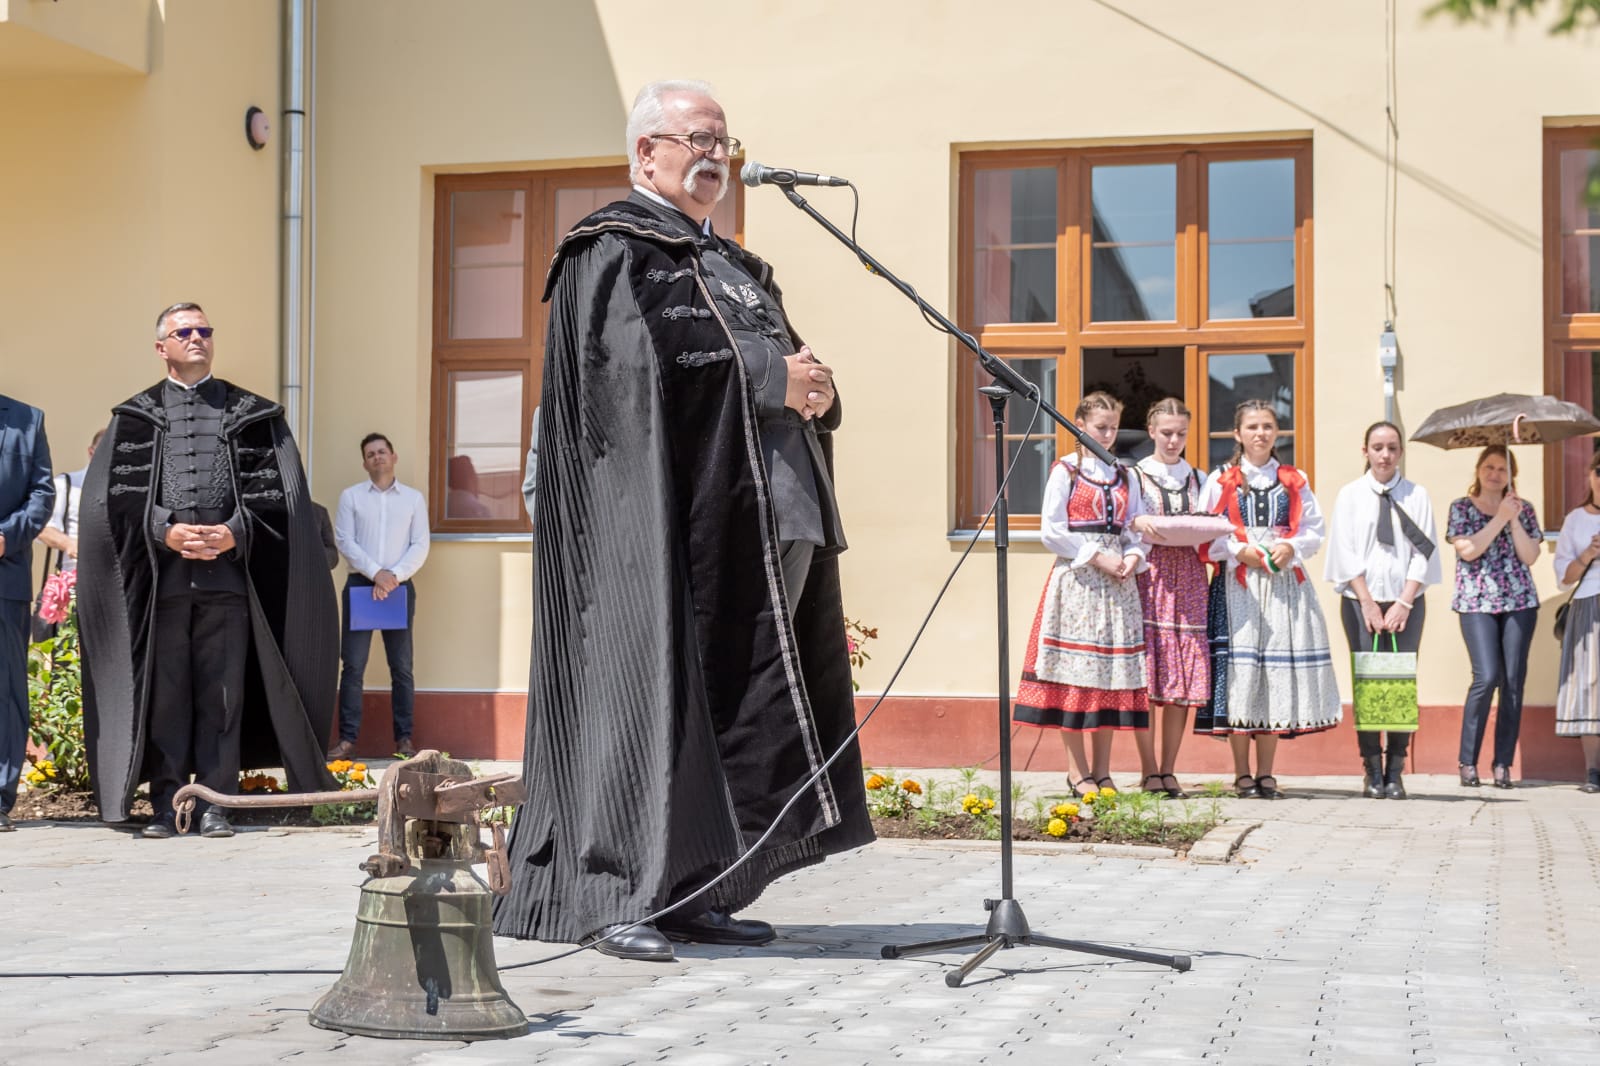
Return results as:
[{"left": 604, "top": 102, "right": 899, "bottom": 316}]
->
[
  {"left": 0, "top": 598, "right": 28, "bottom": 814},
  {"left": 338, "top": 576, "right": 416, "bottom": 743},
  {"left": 1340, "top": 596, "right": 1426, "bottom": 760},
  {"left": 1458, "top": 607, "right": 1538, "bottom": 768},
  {"left": 146, "top": 588, "right": 249, "bottom": 816}
]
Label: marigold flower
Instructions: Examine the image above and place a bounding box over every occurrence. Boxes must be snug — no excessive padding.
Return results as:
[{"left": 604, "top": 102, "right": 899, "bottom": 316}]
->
[
  {"left": 865, "top": 774, "right": 888, "bottom": 790},
  {"left": 1100, "top": 786, "right": 1117, "bottom": 797},
  {"left": 1046, "top": 817, "right": 1068, "bottom": 837},
  {"left": 1082, "top": 789, "right": 1099, "bottom": 803},
  {"left": 900, "top": 779, "right": 922, "bottom": 794},
  {"left": 350, "top": 769, "right": 366, "bottom": 783},
  {"left": 352, "top": 763, "right": 367, "bottom": 773}
]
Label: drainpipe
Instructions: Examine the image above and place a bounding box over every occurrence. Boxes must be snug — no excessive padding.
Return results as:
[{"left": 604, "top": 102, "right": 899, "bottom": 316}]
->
[{"left": 281, "top": 0, "right": 309, "bottom": 464}]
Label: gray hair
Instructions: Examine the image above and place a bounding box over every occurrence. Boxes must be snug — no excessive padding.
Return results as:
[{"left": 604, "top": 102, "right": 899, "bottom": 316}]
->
[
  {"left": 626, "top": 79, "right": 716, "bottom": 183},
  {"left": 155, "top": 301, "right": 205, "bottom": 339}
]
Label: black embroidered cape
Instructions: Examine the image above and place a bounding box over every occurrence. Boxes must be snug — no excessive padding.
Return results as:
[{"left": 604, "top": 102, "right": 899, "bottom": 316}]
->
[
  {"left": 77, "top": 380, "right": 339, "bottom": 821},
  {"left": 492, "top": 197, "right": 874, "bottom": 944}
]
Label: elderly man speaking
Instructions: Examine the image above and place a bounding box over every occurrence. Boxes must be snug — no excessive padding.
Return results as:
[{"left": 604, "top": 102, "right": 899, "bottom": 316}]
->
[{"left": 492, "top": 80, "right": 873, "bottom": 962}]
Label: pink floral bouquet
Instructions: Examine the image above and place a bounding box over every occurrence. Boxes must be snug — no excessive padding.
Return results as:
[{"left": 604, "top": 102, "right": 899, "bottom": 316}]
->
[{"left": 37, "top": 568, "right": 78, "bottom": 625}]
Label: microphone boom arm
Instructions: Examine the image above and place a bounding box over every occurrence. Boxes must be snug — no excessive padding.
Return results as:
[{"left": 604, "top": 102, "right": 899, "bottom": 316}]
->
[{"left": 778, "top": 186, "right": 1116, "bottom": 467}]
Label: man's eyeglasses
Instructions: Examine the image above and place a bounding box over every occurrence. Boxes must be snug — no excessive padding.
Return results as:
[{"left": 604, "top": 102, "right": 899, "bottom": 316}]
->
[
  {"left": 166, "top": 327, "right": 215, "bottom": 340},
  {"left": 653, "top": 131, "right": 742, "bottom": 156}
]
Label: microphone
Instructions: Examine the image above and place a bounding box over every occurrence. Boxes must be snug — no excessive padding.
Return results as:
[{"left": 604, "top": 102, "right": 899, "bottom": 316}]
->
[{"left": 740, "top": 161, "right": 850, "bottom": 188}]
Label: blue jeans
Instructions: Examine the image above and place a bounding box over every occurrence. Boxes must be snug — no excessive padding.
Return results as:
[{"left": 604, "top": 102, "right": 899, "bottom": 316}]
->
[
  {"left": 1457, "top": 608, "right": 1537, "bottom": 768},
  {"left": 337, "top": 576, "right": 416, "bottom": 743}
]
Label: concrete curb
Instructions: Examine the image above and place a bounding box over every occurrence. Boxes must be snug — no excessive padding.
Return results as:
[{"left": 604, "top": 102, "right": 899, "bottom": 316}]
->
[
  {"left": 1188, "top": 819, "right": 1261, "bottom": 864},
  {"left": 871, "top": 836, "right": 1202, "bottom": 861}
]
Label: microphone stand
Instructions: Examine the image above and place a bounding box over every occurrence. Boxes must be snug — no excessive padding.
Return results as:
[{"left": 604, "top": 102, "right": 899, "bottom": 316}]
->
[{"left": 779, "top": 184, "right": 1191, "bottom": 986}]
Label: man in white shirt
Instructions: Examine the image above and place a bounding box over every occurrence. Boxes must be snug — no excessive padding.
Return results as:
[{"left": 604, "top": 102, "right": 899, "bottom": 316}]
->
[
  {"left": 330, "top": 433, "right": 430, "bottom": 759},
  {"left": 36, "top": 429, "right": 103, "bottom": 573}
]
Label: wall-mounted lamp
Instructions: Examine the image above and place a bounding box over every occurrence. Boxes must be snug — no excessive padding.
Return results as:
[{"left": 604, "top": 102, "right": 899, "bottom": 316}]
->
[
  {"left": 1378, "top": 322, "right": 1398, "bottom": 424},
  {"left": 245, "top": 106, "right": 270, "bottom": 151}
]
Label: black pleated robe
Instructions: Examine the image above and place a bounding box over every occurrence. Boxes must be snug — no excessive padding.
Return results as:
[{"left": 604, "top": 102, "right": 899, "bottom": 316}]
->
[{"left": 492, "top": 198, "right": 874, "bottom": 944}]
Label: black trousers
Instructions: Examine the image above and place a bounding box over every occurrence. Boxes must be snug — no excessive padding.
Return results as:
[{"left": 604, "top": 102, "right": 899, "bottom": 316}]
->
[
  {"left": 1339, "top": 596, "right": 1426, "bottom": 759},
  {"left": 0, "top": 598, "right": 28, "bottom": 814},
  {"left": 337, "top": 576, "right": 417, "bottom": 743},
  {"left": 146, "top": 588, "right": 249, "bottom": 816}
]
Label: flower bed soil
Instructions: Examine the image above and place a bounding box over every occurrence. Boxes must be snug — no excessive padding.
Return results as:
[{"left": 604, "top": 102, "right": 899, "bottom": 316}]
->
[
  {"left": 870, "top": 812, "right": 1201, "bottom": 854},
  {"left": 11, "top": 788, "right": 374, "bottom": 828}
]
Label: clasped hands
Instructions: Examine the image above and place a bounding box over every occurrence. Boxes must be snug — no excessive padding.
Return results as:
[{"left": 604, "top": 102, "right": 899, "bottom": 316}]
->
[
  {"left": 784, "top": 346, "right": 836, "bottom": 421},
  {"left": 1241, "top": 542, "right": 1295, "bottom": 574},
  {"left": 164, "top": 523, "right": 236, "bottom": 561},
  {"left": 1091, "top": 551, "right": 1141, "bottom": 580}
]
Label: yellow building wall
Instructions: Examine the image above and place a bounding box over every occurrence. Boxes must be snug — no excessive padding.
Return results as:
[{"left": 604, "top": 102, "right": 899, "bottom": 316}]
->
[
  {"left": 309, "top": 0, "right": 1600, "bottom": 708},
  {"left": 12, "top": 1, "right": 1599, "bottom": 713},
  {"left": 1, "top": 0, "right": 282, "bottom": 480}
]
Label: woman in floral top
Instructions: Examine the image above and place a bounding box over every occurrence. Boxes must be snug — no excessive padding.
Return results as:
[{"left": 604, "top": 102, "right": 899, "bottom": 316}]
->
[{"left": 1447, "top": 445, "right": 1542, "bottom": 789}]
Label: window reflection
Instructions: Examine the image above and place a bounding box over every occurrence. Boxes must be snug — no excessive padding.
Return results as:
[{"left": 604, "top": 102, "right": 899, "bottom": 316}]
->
[
  {"left": 973, "top": 168, "right": 1057, "bottom": 326},
  {"left": 446, "top": 369, "right": 524, "bottom": 521},
  {"left": 450, "top": 190, "right": 526, "bottom": 339},
  {"left": 1208, "top": 159, "right": 1295, "bottom": 319},
  {"left": 1091, "top": 163, "right": 1176, "bottom": 322},
  {"left": 1206, "top": 352, "right": 1295, "bottom": 471},
  {"left": 1559, "top": 148, "right": 1600, "bottom": 315}
]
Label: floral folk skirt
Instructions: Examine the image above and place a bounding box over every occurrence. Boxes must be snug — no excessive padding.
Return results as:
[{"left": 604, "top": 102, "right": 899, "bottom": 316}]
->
[
  {"left": 1016, "top": 541, "right": 1150, "bottom": 731},
  {"left": 1193, "top": 564, "right": 1342, "bottom": 737},
  {"left": 1137, "top": 544, "right": 1211, "bottom": 706}
]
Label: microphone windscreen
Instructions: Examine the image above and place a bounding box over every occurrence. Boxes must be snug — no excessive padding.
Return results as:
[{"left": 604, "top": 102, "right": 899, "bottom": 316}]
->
[{"left": 740, "top": 162, "right": 765, "bottom": 189}]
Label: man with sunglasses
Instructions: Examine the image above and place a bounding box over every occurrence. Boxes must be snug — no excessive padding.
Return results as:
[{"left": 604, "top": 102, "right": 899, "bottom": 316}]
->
[
  {"left": 494, "top": 81, "right": 872, "bottom": 962},
  {"left": 79, "top": 303, "right": 338, "bottom": 839}
]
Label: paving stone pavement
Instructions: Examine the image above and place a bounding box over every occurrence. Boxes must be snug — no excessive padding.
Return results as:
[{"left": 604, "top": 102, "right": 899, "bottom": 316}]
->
[{"left": 2, "top": 773, "right": 1599, "bottom": 1065}]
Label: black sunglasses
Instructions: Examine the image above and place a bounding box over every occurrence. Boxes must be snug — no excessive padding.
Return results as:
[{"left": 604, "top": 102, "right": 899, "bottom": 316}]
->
[{"left": 166, "top": 327, "right": 215, "bottom": 340}]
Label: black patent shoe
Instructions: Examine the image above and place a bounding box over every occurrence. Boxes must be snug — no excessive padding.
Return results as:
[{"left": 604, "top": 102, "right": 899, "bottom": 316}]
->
[
  {"left": 657, "top": 909, "right": 777, "bottom": 946},
  {"left": 200, "top": 810, "right": 235, "bottom": 838},
  {"left": 1256, "top": 775, "right": 1285, "bottom": 800},
  {"left": 583, "top": 923, "right": 675, "bottom": 962},
  {"left": 1458, "top": 765, "right": 1480, "bottom": 788},
  {"left": 1581, "top": 769, "right": 1600, "bottom": 794},
  {"left": 142, "top": 814, "right": 177, "bottom": 839},
  {"left": 1492, "top": 765, "right": 1515, "bottom": 790},
  {"left": 1233, "top": 774, "right": 1261, "bottom": 799}
]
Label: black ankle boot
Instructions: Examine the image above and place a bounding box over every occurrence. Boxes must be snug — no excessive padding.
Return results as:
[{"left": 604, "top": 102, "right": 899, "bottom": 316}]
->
[
  {"left": 1383, "top": 751, "right": 1408, "bottom": 800},
  {"left": 1363, "top": 755, "right": 1385, "bottom": 799}
]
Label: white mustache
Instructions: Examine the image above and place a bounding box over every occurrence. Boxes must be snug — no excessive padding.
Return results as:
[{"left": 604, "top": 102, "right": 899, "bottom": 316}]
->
[{"left": 683, "top": 159, "right": 730, "bottom": 201}]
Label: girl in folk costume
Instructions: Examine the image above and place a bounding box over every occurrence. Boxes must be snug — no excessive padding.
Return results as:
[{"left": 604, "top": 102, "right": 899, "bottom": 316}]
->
[
  {"left": 1127, "top": 398, "right": 1209, "bottom": 798},
  {"left": 1553, "top": 450, "right": 1600, "bottom": 795},
  {"left": 1195, "top": 399, "right": 1342, "bottom": 799},
  {"left": 1324, "top": 422, "right": 1441, "bottom": 800},
  {"left": 1016, "top": 392, "right": 1150, "bottom": 797}
]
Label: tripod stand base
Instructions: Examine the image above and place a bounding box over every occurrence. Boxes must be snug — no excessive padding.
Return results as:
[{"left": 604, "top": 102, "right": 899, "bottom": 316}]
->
[{"left": 880, "top": 898, "right": 1191, "bottom": 988}]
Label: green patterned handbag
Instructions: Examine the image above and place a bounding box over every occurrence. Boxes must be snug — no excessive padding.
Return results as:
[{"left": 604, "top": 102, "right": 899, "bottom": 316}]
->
[{"left": 1351, "top": 634, "right": 1419, "bottom": 733}]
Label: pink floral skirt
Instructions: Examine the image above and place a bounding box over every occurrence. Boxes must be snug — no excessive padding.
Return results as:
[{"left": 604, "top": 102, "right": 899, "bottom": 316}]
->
[{"left": 1137, "top": 544, "right": 1211, "bottom": 706}]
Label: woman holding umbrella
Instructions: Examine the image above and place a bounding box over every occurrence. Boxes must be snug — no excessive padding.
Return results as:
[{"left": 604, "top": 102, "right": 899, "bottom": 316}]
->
[
  {"left": 1325, "top": 421, "right": 1441, "bottom": 799},
  {"left": 1553, "top": 451, "right": 1600, "bottom": 793},
  {"left": 1447, "top": 446, "right": 1542, "bottom": 789}
]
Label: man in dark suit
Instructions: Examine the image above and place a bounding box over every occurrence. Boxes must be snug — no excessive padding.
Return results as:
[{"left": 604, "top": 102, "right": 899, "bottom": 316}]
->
[{"left": 0, "top": 394, "right": 55, "bottom": 831}]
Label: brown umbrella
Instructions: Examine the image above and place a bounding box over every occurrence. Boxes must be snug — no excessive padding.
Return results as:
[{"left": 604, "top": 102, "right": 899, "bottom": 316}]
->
[{"left": 1410, "top": 392, "right": 1600, "bottom": 449}]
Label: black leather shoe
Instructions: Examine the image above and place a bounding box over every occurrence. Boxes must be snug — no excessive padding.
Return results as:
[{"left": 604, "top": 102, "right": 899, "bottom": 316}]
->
[
  {"left": 1581, "top": 769, "right": 1600, "bottom": 794},
  {"left": 142, "top": 815, "right": 177, "bottom": 839},
  {"left": 1492, "top": 765, "right": 1515, "bottom": 790},
  {"left": 657, "top": 909, "right": 777, "bottom": 946},
  {"left": 583, "top": 923, "right": 675, "bottom": 962},
  {"left": 1459, "top": 764, "right": 1480, "bottom": 787},
  {"left": 0, "top": 811, "right": 14, "bottom": 832},
  {"left": 200, "top": 810, "right": 235, "bottom": 838},
  {"left": 1363, "top": 756, "right": 1386, "bottom": 799},
  {"left": 1383, "top": 752, "right": 1408, "bottom": 800}
]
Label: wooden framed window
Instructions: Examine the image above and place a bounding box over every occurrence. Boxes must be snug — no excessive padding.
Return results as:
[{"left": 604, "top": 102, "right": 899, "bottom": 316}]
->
[
  {"left": 430, "top": 168, "right": 741, "bottom": 531},
  {"left": 1544, "top": 127, "right": 1600, "bottom": 524},
  {"left": 956, "top": 141, "right": 1312, "bottom": 529}
]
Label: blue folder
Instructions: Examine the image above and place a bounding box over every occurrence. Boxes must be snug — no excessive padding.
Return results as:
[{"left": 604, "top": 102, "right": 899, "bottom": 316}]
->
[{"left": 349, "top": 585, "right": 408, "bottom": 631}]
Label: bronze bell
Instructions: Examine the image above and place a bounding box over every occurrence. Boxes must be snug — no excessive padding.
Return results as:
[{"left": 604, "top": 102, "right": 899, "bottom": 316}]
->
[{"left": 309, "top": 752, "right": 528, "bottom": 1041}]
